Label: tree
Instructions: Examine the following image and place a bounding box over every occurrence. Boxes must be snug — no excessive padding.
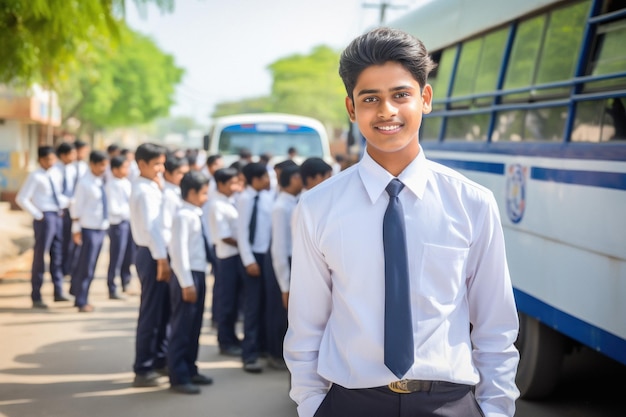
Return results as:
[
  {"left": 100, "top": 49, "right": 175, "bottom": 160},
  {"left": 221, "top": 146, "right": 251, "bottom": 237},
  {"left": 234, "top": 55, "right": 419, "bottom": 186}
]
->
[{"left": 58, "top": 23, "right": 183, "bottom": 134}]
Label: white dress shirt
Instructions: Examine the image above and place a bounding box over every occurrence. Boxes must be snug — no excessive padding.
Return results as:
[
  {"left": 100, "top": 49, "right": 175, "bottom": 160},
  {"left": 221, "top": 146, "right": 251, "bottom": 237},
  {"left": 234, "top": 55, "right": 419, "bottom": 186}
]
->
[
  {"left": 75, "top": 160, "right": 88, "bottom": 181},
  {"left": 284, "top": 149, "right": 520, "bottom": 417},
  {"left": 106, "top": 176, "right": 131, "bottom": 225},
  {"left": 15, "top": 167, "right": 61, "bottom": 220},
  {"left": 207, "top": 192, "right": 240, "bottom": 260},
  {"left": 50, "top": 161, "right": 78, "bottom": 203},
  {"left": 162, "top": 181, "right": 182, "bottom": 246},
  {"left": 71, "top": 172, "right": 109, "bottom": 231},
  {"left": 130, "top": 177, "right": 167, "bottom": 260},
  {"left": 169, "top": 201, "right": 208, "bottom": 288},
  {"left": 236, "top": 186, "right": 272, "bottom": 266},
  {"left": 271, "top": 191, "right": 298, "bottom": 293}
]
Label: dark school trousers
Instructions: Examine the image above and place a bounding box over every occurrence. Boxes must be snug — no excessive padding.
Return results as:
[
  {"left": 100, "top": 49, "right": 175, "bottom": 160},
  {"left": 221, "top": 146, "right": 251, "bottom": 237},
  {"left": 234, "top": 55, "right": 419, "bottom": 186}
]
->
[
  {"left": 107, "top": 220, "right": 132, "bottom": 294},
  {"left": 210, "top": 245, "right": 219, "bottom": 323},
  {"left": 133, "top": 246, "right": 170, "bottom": 375},
  {"left": 313, "top": 382, "right": 485, "bottom": 417},
  {"left": 262, "top": 249, "right": 287, "bottom": 361},
  {"left": 168, "top": 270, "right": 206, "bottom": 386},
  {"left": 72, "top": 228, "right": 106, "bottom": 308},
  {"left": 61, "top": 207, "right": 77, "bottom": 276},
  {"left": 215, "top": 254, "right": 244, "bottom": 349},
  {"left": 241, "top": 252, "right": 267, "bottom": 364},
  {"left": 31, "top": 211, "right": 65, "bottom": 302}
]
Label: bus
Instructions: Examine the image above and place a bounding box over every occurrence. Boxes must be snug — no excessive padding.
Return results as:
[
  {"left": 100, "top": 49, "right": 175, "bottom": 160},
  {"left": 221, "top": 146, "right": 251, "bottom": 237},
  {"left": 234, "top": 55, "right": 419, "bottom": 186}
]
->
[
  {"left": 205, "top": 113, "right": 332, "bottom": 167},
  {"left": 388, "top": 0, "right": 626, "bottom": 399}
]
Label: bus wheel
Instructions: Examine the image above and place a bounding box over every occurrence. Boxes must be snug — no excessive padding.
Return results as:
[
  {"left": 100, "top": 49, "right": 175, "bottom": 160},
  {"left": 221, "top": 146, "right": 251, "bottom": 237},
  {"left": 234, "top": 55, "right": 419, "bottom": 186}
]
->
[{"left": 515, "top": 312, "right": 565, "bottom": 399}]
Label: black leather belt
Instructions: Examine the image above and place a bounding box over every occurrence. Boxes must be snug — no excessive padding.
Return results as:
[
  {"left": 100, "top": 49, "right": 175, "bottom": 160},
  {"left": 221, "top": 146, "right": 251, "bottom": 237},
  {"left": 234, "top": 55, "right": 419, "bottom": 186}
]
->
[{"left": 388, "top": 379, "right": 433, "bottom": 393}]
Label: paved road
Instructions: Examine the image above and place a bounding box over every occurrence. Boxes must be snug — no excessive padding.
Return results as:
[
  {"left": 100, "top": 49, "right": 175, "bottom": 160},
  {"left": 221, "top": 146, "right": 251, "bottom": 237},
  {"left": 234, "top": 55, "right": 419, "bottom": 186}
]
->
[{"left": 0, "top": 246, "right": 297, "bottom": 417}]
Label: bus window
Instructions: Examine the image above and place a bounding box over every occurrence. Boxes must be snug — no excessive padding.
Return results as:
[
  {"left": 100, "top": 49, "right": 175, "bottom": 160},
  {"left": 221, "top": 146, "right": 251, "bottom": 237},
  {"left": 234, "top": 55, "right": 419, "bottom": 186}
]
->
[
  {"left": 421, "top": 116, "right": 443, "bottom": 141},
  {"left": 585, "top": 20, "right": 626, "bottom": 91},
  {"left": 444, "top": 113, "right": 490, "bottom": 141},
  {"left": 430, "top": 47, "right": 456, "bottom": 111},
  {"left": 573, "top": 98, "right": 626, "bottom": 142},
  {"left": 492, "top": 106, "right": 567, "bottom": 141},
  {"left": 452, "top": 37, "right": 483, "bottom": 106}
]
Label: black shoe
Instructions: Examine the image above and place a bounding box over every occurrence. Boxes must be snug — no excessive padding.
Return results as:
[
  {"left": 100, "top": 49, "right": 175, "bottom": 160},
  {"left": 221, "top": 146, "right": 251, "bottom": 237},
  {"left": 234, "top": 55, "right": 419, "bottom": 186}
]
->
[
  {"left": 219, "top": 345, "right": 242, "bottom": 357},
  {"left": 243, "top": 360, "right": 263, "bottom": 373},
  {"left": 54, "top": 294, "right": 70, "bottom": 302},
  {"left": 109, "top": 292, "right": 126, "bottom": 300},
  {"left": 154, "top": 366, "right": 169, "bottom": 377},
  {"left": 191, "top": 373, "right": 213, "bottom": 385},
  {"left": 132, "top": 371, "right": 162, "bottom": 388},
  {"left": 170, "top": 383, "right": 200, "bottom": 394},
  {"left": 32, "top": 300, "right": 48, "bottom": 309}
]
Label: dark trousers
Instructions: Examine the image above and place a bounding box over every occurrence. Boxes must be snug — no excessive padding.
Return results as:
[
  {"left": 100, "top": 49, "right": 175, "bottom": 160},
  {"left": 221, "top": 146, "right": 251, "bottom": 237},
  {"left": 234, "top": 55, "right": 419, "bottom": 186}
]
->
[
  {"left": 107, "top": 220, "right": 132, "bottom": 294},
  {"left": 241, "top": 252, "right": 267, "bottom": 363},
  {"left": 31, "top": 211, "right": 65, "bottom": 302},
  {"left": 72, "top": 228, "right": 106, "bottom": 307},
  {"left": 133, "top": 246, "right": 170, "bottom": 375},
  {"left": 262, "top": 250, "right": 287, "bottom": 360},
  {"left": 168, "top": 270, "right": 206, "bottom": 386},
  {"left": 210, "top": 245, "right": 219, "bottom": 323},
  {"left": 313, "top": 382, "right": 485, "bottom": 417},
  {"left": 61, "top": 208, "right": 77, "bottom": 276},
  {"left": 215, "top": 255, "right": 244, "bottom": 349}
]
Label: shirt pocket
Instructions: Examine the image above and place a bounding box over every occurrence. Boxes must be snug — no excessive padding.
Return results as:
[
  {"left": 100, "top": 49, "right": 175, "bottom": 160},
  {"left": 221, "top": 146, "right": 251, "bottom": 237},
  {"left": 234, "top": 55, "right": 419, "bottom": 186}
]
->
[{"left": 418, "top": 244, "right": 469, "bottom": 304}]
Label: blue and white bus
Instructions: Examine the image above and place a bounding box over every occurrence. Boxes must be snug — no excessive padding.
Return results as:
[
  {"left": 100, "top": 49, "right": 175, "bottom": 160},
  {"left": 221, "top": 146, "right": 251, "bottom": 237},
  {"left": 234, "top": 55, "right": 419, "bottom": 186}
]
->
[{"left": 388, "top": 0, "right": 626, "bottom": 399}]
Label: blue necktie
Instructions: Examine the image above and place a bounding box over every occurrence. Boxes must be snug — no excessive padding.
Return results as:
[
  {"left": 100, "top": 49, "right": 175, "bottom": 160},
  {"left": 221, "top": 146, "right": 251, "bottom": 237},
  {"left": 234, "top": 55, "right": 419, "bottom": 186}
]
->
[
  {"left": 48, "top": 175, "right": 60, "bottom": 209},
  {"left": 101, "top": 180, "right": 108, "bottom": 221},
  {"left": 248, "top": 194, "right": 259, "bottom": 244},
  {"left": 199, "top": 216, "right": 212, "bottom": 263},
  {"left": 383, "top": 178, "right": 414, "bottom": 379}
]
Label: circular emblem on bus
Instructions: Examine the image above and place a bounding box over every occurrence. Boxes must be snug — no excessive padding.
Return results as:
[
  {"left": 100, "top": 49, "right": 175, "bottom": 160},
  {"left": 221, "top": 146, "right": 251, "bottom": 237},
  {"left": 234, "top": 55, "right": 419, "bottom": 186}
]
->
[{"left": 505, "top": 164, "right": 527, "bottom": 224}]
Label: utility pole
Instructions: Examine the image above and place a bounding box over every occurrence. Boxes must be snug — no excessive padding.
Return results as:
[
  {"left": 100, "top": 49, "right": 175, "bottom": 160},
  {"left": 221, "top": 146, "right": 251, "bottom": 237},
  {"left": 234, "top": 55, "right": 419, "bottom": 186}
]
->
[{"left": 363, "top": 1, "right": 408, "bottom": 25}]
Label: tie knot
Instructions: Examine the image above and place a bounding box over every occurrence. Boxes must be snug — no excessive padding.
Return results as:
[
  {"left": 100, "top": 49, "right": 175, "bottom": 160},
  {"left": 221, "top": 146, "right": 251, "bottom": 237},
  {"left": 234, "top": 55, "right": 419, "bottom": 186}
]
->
[{"left": 385, "top": 178, "right": 404, "bottom": 198}]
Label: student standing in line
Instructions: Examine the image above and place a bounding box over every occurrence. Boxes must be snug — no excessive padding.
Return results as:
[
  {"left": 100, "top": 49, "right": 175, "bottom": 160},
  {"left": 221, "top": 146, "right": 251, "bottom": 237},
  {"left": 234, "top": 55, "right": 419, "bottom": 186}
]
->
[
  {"left": 284, "top": 28, "right": 519, "bottom": 417},
  {"left": 207, "top": 167, "right": 245, "bottom": 357},
  {"left": 106, "top": 155, "right": 132, "bottom": 299},
  {"left": 299, "top": 157, "right": 332, "bottom": 193},
  {"left": 167, "top": 171, "right": 214, "bottom": 394},
  {"left": 236, "top": 162, "right": 272, "bottom": 373},
  {"left": 129, "top": 143, "right": 170, "bottom": 388},
  {"left": 70, "top": 150, "right": 109, "bottom": 313},
  {"left": 16, "top": 146, "right": 68, "bottom": 308},
  {"left": 51, "top": 142, "right": 78, "bottom": 278},
  {"left": 74, "top": 140, "right": 90, "bottom": 180},
  {"left": 162, "top": 153, "right": 190, "bottom": 249},
  {"left": 266, "top": 164, "right": 302, "bottom": 370}
]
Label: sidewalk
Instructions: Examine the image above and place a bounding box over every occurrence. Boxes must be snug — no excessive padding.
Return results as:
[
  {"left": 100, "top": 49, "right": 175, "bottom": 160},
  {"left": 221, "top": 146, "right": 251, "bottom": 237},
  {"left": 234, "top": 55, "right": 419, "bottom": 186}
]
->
[{"left": 0, "top": 207, "right": 297, "bottom": 417}]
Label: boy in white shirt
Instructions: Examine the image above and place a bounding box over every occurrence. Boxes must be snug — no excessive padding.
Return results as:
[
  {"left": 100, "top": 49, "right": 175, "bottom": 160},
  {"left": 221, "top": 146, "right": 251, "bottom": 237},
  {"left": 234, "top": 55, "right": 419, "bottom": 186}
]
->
[
  {"left": 162, "top": 153, "right": 190, "bottom": 248},
  {"left": 106, "top": 155, "right": 132, "bottom": 299},
  {"left": 168, "top": 171, "right": 214, "bottom": 394},
  {"left": 70, "top": 150, "right": 109, "bottom": 312}
]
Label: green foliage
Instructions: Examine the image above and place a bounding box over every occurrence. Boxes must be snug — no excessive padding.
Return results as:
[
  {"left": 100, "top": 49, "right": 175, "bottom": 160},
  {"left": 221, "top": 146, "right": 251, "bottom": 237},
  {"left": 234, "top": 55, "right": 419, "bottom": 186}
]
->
[{"left": 59, "top": 23, "right": 183, "bottom": 132}]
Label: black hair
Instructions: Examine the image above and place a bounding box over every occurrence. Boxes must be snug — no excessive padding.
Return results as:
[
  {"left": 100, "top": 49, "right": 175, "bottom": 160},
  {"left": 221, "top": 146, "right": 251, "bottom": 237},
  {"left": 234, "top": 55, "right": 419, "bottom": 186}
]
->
[
  {"left": 339, "top": 27, "right": 436, "bottom": 100},
  {"left": 180, "top": 170, "right": 209, "bottom": 199},
  {"left": 135, "top": 143, "right": 166, "bottom": 163},
  {"left": 106, "top": 144, "right": 120, "bottom": 154},
  {"left": 242, "top": 162, "right": 267, "bottom": 185},
  {"left": 185, "top": 148, "right": 199, "bottom": 166},
  {"left": 300, "top": 157, "right": 332, "bottom": 187},
  {"left": 164, "top": 152, "right": 189, "bottom": 173},
  {"left": 120, "top": 148, "right": 131, "bottom": 156},
  {"left": 279, "top": 164, "right": 300, "bottom": 188},
  {"left": 259, "top": 153, "right": 272, "bottom": 164},
  {"left": 206, "top": 154, "right": 222, "bottom": 167},
  {"left": 238, "top": 148, "right": 252, "bottom": 159},
  {"left": 287, "top": 146, "right": 297, "bottom": 155},
  {"left": 214, "top": 167, "right": 239, "bottom": 185},
  {"left": 56, "top": 142, "right": 75, "bottom": 156},
  {"left": 110, "top": 155, "right": 128, "bottom": 170},
  {"left": 74, "top": 139, "right": 87, "bottom": 150},
  {"left": 274, "top": 159, "right": 297, "bottom": 171},
  {"left": 38, "top": 145, "right": 55, "bottom": 159},
  {"left": 89, "top": 150, "right": 108, "bottom": 164}
]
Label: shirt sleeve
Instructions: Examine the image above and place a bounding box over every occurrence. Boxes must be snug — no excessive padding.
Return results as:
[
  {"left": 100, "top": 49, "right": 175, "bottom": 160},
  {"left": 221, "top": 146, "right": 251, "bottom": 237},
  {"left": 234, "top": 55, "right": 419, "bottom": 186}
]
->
[
  {"left": 16, "top": 173, "right": 43, "bottom": 220},
  {"left": 466, "top": 192, "right": 520, "bottom": 417},
  {"left": 271, "top": 204, "right": 291, "bottom": 293},
  {"left": 138, "top": 189, "right": 168, "bottom": 260},
  {"left": 283, "top": 201, "right": 333, "bottom": 417},
  {"left": 236, "top": 193, "right": 255, "bottom": 266},
  {"left": 169, "top": 213, "right": 195, "bottom": 288}
]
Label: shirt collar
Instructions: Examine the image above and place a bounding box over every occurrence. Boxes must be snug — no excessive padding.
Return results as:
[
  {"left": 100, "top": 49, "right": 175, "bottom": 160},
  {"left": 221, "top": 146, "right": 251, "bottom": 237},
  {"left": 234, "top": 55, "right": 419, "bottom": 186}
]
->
[
  {"left": 278, "top": 191, "right": 299, "bottom": 203},
  {"left": 357, "top": 148, "right": 428, "bottom": 204},
  {"left": 182, "top": 201, "right": 203, "bottom": 215}
]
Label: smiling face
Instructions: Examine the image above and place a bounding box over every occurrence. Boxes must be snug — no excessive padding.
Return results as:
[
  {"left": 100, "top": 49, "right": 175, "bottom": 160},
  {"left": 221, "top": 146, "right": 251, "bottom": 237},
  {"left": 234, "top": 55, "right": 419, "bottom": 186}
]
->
[{"left": 345, "top": 61, "right": 432, "bottom": 175}]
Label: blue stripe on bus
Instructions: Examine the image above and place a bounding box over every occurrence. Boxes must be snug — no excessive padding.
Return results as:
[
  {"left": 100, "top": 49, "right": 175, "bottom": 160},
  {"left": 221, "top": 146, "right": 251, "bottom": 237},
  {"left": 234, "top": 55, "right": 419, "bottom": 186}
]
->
[
  {"left": 531, "top": 167, "right": 626, "bottom": 191},
  {"left": 431, "top": 159, "right": 505, "bottom": 174},
  {"left": 223, "top": 124, "right": 315, "bottom": 133},
  {"left": 514, "top": 288, "right": 626, "bottom": 365}
]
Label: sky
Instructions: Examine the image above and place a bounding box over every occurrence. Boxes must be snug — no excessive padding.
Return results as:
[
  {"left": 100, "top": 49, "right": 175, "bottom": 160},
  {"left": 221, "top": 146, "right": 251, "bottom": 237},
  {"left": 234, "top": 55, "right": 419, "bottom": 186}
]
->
[{"left": 125, "top": 0, "right": 429, "bottom": 125}]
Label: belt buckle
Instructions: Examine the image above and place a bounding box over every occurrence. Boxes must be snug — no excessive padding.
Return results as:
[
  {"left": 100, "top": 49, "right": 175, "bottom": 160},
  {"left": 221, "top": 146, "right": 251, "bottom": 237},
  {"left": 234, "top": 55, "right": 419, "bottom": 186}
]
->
[{"left": 388, "top": 380, "right": 412, "bottom": 394}]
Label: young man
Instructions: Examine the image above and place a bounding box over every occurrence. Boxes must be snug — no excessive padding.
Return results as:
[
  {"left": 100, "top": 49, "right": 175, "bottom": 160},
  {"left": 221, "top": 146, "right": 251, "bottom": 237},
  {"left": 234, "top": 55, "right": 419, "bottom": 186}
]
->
[
  {"left": 168, "top": 171, "right": 214, "bottom": 394},
  {"left": 162, "top": 153, "right": 190, "bottom": 249},
  {"left": 129, "top": 143, "right": 170, "bottom": 388},
  {"left": 299, "top": 157, "right": 332, "bottom": 192},
  {"left": 266, "top": 164, "right": 302, "bottom": 370},
  {"left": 284, "top": 28, "right": 520, "bottom": 417},
  {"left": 207, "top": 168, "right": 245, "bottom": 358},
  {"left": 16, "top": 146, "right": 68, "bottom": 308},
  {"left": 236, "top": 162, "right": 272, "bottom": 373},
  {"left": 70, "top": 150, "right": 109, "bottom": 313},
  {"left": 106, "top": 155, "right": 132, "bottom": 299}
]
